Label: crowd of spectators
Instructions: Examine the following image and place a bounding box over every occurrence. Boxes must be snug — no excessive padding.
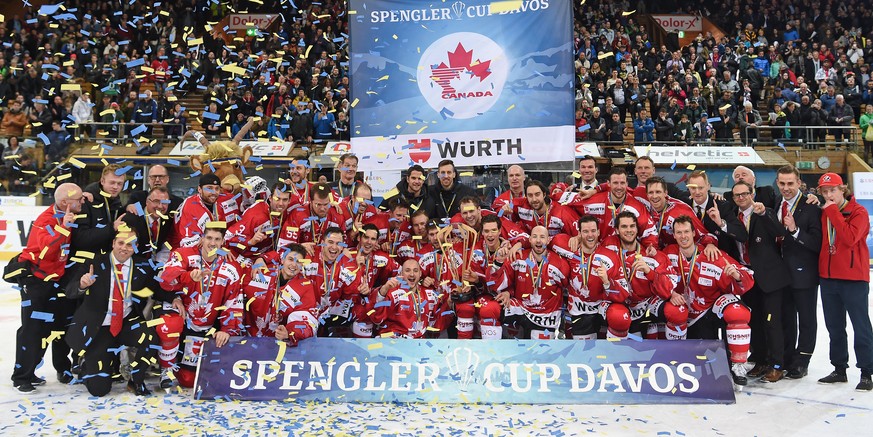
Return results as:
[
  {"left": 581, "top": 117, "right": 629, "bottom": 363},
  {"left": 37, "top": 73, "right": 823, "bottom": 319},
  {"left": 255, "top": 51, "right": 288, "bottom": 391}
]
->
[
  {"left": 1, "top": 0, "right": 873, "bottom": 186},
  {"left": 573, "top": 1, "right": 873, "bottom": 153},
  {"left": 0, "top": 0, "right": 351, "bottom": 173}
]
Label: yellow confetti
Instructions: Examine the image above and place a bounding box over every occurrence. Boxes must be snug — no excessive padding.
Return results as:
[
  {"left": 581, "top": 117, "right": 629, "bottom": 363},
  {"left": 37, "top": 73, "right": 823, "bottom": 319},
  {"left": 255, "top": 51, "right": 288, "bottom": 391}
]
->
[
  {"left": 622, "top": 10, "right": 636, "bottom": 16},
  {"left": 376, "top": 75, "right": 390, "bottom": 82},
  {"left": 60, "top": 84, "right": 81, "bottom": 91},
  {"left": 489, "top": 0, "right": 523, "bottom": 13},
  {"left": 146, "top": 318, "right": 166, "bottom": 327},
  {"left": 367, "top": 342, "right": 383, "bottom": 350},
  {"left": 505, "top": 104, "right": 515, "bottom": 112},
  {"left": 351, "top": 98, "right": 360, "bottom": 108},
  {"left": 686, "top": 164, "right": 696, "bottom": 170},
  {"left": 68, "top": 157, "right": 86, "bottom": 168},
  {"left": 276, "top": 340, "right": 287, "bottom": 362}
]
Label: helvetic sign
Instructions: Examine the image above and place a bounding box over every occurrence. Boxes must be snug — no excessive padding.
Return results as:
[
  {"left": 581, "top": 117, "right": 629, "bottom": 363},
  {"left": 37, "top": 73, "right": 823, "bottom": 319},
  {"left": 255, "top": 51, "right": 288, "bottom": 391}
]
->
[
  {"left": 170, "top": 141, "right": 294, "bottom": 157},
  {"left": 651, "top": 15, "right": 703, "bottom": 32},
  {"left": 634, "top": 146, "right": 765, "bottom": 165},
  {"left": 194, "top": 338, "right": 736, "bottom": 404}
]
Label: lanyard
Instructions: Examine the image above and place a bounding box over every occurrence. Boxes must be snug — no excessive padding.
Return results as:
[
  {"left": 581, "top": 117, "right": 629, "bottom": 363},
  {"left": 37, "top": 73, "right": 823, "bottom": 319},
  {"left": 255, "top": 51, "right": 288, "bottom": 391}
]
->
[
  {"left": 389, "top": 228, "right": 400, "bottom": 255},
  {"left": 533, "top": 207, "right": 550, "bottom": 229},
  {"left": 678, "top": 247, "right": 699, "bottom": 292},
  {"left": 529, "top": 253, "right": 548, "bottom": 290},
  {"left": 311, "top": 217, "right": 326, "bottom": 244},
  {"left": 410, "top": 286, "right": 422, "bottom": 324},
  {"left": 827, "top": 200, "right": 849, "bottom": 249},
  {"left": 272, "top": 212, "right": 285, "bottom": 251},
  {"left": 146, "top": 215, "right": 160, "bottom": 249},
  {"left": 111, "top": 257, "right": 130, "bottom": 301},
  {"left": 577, "top": 251, "right": 594, "bottom": 289},
  {"left": 322, "top": 259, "right": 338, "bottom": 296},
  {"left": 440, "top": 192, "right": 456, "bottom": 216},
  {"left": 621, "top": 244, "right": 641, "bottom": 286},
  {"left": 655, "top": 205, "right": 669, "bottom": 236},
  {"left": 199, "top": 257, "right": 219, "bottom": 303},
  {"left": 610, "top": 197, "right": 626, "bottom": 226}
]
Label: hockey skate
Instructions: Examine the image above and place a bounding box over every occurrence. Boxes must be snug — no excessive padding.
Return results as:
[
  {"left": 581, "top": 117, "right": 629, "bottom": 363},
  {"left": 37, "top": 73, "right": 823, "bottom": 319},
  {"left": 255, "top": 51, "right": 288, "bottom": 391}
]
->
[{"left": 731, "top": 362, "right": 748, "bottom": 390}]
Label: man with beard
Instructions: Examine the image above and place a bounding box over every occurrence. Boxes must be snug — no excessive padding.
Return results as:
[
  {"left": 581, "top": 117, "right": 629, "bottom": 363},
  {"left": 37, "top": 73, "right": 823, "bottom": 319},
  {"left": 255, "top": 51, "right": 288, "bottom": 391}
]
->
[
  {"left": 156, "top": 225, "right": 243, "bottom": 389},
  {"left": 285, "top": 183, "right": 343, "bottom": 256},
  {"left": 562, "top": 168, "right": 658, "bottom": 249},
  {"left": 517, "top": 180, "right": 579, "bottom": 238},
  {"left": 226, "top": 182, "right": 294, "bottom": 264},
  {"left": 494, "top": 226, "right": 570, "bottom": 339},
  {"left": 381, "top": 164, "right": 436, "bottom": 218},
  {"left": 331, "top": 153, "right": 360, "bottom": 200},
  {"left": 286, "top": 158, "right": 315, "bottom": 204},
  {"left": 335, "top": 182, "right": 380, "bottom": 246},
  {"left": 601, "top": 212, "right": 685, "bottom": 340},
  {"left": 369, "top": 259, "right": 449, "bottom": 338},
  {"left": 303, "top": 227, "right": 368, "bottom": 336},
  {"left": 170, "top": 174, "right": 224, "bottom": 248},
  {"left": 664, "top": 216, "right": 755, "bottom": 386},
  {"left": 397, "top": 210, "right": 435, "bottom": 264},
  {"left": 451, "top": 196, "right": 529, "bottom": 253},
  {"left": 243, "top": 244, "right": 319, "bottom": 342},
  {"left": 429, "top": 159, "right": 476, "bottom": 220},
  {"left": 646, "top": 177, "right": 720, "bottom": 257}
]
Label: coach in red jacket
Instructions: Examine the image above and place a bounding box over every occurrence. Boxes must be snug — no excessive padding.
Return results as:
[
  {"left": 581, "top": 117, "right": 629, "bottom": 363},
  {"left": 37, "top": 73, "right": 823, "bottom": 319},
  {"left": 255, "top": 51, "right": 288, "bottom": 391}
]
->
[{"left": 815, "top": 173, "right": 873, "bottom": 391}]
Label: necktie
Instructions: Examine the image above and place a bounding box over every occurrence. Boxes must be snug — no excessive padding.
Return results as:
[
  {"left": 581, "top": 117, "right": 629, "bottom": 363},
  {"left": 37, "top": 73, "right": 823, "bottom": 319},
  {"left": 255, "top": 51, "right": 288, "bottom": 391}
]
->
[
  {"left": 110, "top": 263, "right": 124, "bottom": 337},
  {"left": 738, "top": 212, "right": 750, "bottom": 265},
  {"left": 781, "top": 201, "right": 789, "bottom": 226},
  {"left": 696, "top": 205, "right": 703, "bottom": 219}
]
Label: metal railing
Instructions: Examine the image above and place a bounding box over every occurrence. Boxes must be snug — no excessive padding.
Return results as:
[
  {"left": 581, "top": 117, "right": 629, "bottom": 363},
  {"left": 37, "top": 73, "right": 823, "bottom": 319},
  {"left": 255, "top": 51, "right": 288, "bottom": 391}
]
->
[{"left": 743, "top": 125, "right": 859, "bottom": 150}]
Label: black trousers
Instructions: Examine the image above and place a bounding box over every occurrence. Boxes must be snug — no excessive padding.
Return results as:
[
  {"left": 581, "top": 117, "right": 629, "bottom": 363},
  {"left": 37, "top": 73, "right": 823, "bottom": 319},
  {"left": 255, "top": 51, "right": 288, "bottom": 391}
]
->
[
  {"left": 743, "top": 284, "right": 786, "bottom": 367},
  {"left": 11, "top": 278, "right": 74, "bottom": 385},
  {"left": 782, "top": 285, "right": 818, "bottom": 369},
  {"left": 81, "top": 315, "right": 158, "bottom": 397}
]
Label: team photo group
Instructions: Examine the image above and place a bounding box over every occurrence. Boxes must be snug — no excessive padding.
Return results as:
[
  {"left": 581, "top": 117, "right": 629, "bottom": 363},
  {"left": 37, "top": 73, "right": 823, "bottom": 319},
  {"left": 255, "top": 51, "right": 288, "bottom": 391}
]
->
[{"left": 9, "top": 149, "right": 873, "bottom": 398}]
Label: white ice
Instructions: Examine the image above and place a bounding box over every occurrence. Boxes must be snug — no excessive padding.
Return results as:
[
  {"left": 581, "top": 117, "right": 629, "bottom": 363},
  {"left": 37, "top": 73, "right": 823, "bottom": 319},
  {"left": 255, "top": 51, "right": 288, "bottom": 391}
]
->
[{"left": 0, "top": 263, "right": 870, "bottom": 436}]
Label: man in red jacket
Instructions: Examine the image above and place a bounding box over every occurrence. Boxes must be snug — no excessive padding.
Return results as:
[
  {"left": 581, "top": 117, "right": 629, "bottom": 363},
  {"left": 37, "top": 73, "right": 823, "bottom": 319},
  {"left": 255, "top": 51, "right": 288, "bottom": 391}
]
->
[
  {"left": 12, "top": 183, "right": 84, "bottom": 393},
  {"left": 815, "top": 173, "right": 873, "bottom": 391}
]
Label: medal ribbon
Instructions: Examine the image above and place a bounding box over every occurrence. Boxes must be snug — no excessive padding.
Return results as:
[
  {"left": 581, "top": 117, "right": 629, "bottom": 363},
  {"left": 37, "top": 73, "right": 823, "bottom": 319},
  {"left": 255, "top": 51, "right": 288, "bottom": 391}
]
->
[{"left": 827, "top": 199, "right": 849, "bottom": 249}]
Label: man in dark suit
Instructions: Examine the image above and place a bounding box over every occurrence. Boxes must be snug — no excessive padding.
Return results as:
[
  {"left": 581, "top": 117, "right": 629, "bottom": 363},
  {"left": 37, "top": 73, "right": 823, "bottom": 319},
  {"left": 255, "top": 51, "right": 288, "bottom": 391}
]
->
[
  {"left": 125, "top": 165, "right": 183, "bottom": 215},
  {"left": 72, "top": 163, "right": 127, "bottom": 257},
  {"left": 64, "top": 229, "right": 178, "bottom": 396},
  {"left": 775, "top": 165, "right": 822, "bottom": 379},
  {"left": 684, "top": 170, "right": 747, "bottom": 260},
  {"left": 122, "top": 186, "right": 173, "bottom": 263},
  {"left": 731, "top": 181, "right": 793, "bottom": 383},
  {"left": 724, "top": 165, "right": 778, "bottom": 209}
]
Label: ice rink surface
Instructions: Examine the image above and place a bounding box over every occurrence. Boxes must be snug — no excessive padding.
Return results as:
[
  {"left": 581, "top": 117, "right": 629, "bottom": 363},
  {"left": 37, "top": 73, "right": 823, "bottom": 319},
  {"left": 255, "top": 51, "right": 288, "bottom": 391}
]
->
[{"left": 0, "top": 265, "right": 870, "bottom": 436}]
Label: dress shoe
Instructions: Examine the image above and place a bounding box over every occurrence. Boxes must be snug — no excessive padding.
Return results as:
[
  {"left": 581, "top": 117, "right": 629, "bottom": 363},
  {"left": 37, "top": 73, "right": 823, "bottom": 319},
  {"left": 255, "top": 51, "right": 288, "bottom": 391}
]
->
[
  {"left": 127, "top": 381, "right": 151, "bottom": 396},
  {"left": 13, "top": 382, "right": 36, "bottom": 394},
  {"left": 857, "top": 375, "right": 873, "bottom": 392},
  {"left": 786, "top": 367, "right": 808, "bottom": 379},
  {"left": 747, "top": 363, "right": 769, "bottom": 378},
  {"left": 818, "top": 370, "right": 848, "bottom": 384},
  {"left": 761, "top": 368, "right": 785, "bottom": 383},
  {"left": 57, "top": 371, "right": 73, "bottom": 384}
]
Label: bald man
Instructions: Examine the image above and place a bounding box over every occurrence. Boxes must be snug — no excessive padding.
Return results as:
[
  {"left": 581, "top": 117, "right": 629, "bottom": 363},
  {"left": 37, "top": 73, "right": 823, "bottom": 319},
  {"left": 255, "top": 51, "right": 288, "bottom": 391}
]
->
[
  {"left": 125, "top": 165, "right": 183, "bottom": 215},
  {"left": 12, "top": 183, "right": 85, "bottom": 393},
  {"left": 723, "top": 166, "right": 778, "bottom": 209},
  {"left": 492, "top": 165, "right": 529, "bottom": 220}
]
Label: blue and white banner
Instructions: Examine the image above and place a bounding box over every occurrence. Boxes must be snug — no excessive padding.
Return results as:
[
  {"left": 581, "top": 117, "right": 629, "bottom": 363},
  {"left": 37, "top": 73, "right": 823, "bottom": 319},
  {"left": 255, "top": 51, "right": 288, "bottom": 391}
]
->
[
  {"left": 851, "top": 172, "right": 873, "bottom": 264},
  {"left": 348, "top": 0, "right": 576, "bottom": 171},
  {"left": 194, "top": 338, "right": 736, "bottom": 404}
]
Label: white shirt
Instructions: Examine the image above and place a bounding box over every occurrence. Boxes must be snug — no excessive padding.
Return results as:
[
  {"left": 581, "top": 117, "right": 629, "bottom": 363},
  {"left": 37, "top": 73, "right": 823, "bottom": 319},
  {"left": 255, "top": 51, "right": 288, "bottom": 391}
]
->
[{"left": 102, "top": 255, "right": 133, "bottom": 326}]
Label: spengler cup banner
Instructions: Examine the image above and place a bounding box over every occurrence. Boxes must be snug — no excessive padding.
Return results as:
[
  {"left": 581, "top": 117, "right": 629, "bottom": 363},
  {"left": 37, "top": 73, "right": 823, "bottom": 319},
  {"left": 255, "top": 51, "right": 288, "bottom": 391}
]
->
[{"left": 349, "top": 0, "right": 576, "bottom": 170}]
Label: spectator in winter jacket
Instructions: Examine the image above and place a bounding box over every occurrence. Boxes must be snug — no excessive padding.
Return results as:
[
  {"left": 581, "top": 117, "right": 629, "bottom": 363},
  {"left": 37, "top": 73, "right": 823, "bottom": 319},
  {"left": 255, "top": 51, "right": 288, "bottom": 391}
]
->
[
  {"left": 633, "top": 109, "right": 655, "bottom": 143},
  {"left": 0, "top": 100, "right": 27, "bottom": 136},
  {"left": 654, "top": 107, "right": 675, "bottom": 143}
]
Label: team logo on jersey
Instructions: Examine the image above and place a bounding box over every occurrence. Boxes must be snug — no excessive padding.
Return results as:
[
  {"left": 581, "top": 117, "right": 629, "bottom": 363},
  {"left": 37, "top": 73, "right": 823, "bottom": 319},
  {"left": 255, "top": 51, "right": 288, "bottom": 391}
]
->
[
  {"left": 417, "top": 33, "right": 508, "bottom": 119},
  {"left": 445, "top": 347, "right": 480, "bottom": 391}
]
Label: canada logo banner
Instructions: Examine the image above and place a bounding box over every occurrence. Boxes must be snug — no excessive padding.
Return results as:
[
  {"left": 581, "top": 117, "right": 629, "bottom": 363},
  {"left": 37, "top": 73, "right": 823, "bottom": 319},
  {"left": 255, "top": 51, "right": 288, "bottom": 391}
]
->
[
  {"left": 348, "top": 0, "right": 575, "bottom": 171},
  {"left": 194, "top": 338, "right": 736, "bottom": 404}
]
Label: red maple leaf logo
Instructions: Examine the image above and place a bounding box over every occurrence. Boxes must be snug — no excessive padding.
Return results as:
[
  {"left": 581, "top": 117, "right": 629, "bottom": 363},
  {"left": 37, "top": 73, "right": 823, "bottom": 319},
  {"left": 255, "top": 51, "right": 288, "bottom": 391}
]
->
[{"left": 431, "top": 43, "right": 492, "bottom": 93}]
